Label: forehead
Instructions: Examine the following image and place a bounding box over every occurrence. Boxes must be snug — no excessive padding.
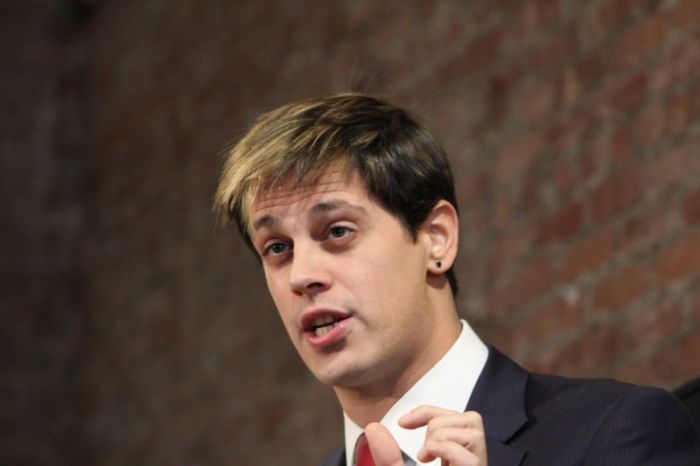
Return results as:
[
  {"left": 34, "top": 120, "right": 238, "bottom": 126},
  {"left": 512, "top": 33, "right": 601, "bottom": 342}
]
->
[{"left": 248, "top": 170, "right": 370, "bottom": 223}]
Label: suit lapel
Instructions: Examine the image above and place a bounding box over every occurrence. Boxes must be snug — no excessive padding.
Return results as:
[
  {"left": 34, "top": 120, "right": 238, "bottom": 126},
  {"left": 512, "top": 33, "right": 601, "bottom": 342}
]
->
[{"left": 466, "top": 346, "right": 529, "bottom": 466}]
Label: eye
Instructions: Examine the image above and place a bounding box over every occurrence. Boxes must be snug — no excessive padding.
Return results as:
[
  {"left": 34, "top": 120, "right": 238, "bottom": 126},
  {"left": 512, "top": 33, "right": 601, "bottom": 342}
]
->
[
  {"left": 263, "top": 241, "right": 291, "bottom": 256},
  {"left": 327, "top": 225, "right": 352, "bottom": 239}
]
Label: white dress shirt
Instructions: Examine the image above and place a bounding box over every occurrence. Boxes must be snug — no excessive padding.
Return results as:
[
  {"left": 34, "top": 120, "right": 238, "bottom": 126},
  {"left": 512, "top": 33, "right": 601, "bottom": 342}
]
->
[{"left": 343, "top": 320, "right": 489, "bottom": 466}]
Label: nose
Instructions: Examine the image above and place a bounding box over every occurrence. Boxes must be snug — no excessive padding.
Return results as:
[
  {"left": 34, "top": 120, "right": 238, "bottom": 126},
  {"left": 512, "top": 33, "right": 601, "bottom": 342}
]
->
[{"left": 288, "top": 242, "right": 332, "bottom": 296}]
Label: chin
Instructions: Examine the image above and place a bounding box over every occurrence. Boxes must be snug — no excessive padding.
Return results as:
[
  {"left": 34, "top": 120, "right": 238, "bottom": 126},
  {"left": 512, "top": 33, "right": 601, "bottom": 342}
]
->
[
  {"left": 311, "top": 367, "right": 353, "bottom": 387},
  {"left": 310, "top": 361, "right": 369, "bottom": 388}
]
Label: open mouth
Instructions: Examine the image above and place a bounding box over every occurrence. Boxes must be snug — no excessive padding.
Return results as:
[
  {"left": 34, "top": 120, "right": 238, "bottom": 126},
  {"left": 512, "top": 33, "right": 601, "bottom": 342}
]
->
[
  {"left": 301, "top": 310, "right": 350, "bottom": 340},
  {"left": 309, "top": 315, "right": 345, "bottom": 337},
  {"left": 300, "top": 310, "right": 351, "bottom": 348}
]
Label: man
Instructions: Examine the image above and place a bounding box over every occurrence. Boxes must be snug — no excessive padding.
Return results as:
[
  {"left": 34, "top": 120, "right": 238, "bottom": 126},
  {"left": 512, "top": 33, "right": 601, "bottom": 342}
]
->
[{"left": 214, "top": 94, "right": 700, "bottom": 465}]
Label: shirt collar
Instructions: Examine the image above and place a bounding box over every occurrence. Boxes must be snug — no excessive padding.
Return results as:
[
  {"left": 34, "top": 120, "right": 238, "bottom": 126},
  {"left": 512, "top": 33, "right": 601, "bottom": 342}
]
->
[{"left": 343, "top": 320, "right": 489, "bottom": 466}]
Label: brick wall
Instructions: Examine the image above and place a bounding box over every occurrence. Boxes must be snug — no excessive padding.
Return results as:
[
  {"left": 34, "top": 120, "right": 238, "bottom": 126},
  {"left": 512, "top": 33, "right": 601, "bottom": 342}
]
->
[
  {"left": 4, "top": 0, "right": 700, "bottom": 465},
  {"left": 0, "top": 1, "right": 89, "bottom": 465}
]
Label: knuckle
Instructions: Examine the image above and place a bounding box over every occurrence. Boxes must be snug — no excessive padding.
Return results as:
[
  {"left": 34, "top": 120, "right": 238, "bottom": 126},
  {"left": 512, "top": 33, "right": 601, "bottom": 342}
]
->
[
  {"left": 423, "top": 439, "right": 439, "bottom": 453},
  {"left": 465, "top": 410, "right": 483, "bottom": 423},
  {"left": 426, "top": 418, "right": 440, "bottom": 432}
]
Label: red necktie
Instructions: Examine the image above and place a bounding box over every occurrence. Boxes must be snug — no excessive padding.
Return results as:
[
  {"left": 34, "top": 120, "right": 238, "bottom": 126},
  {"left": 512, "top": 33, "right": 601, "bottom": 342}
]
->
[{"left": 354, "top": 433, "right": 376, "bottom": 466}]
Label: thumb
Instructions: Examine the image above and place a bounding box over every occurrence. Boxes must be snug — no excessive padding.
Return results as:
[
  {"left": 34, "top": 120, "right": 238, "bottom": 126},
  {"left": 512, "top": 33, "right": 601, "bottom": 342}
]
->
[{"left": 364, "top": 423, "right": 405, "bottom": 466}]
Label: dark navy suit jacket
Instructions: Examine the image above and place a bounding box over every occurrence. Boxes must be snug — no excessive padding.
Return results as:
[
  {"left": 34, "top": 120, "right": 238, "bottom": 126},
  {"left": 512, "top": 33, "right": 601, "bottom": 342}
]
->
[{"left": 319, "top": 347, "right": 700, "bottom": 465}]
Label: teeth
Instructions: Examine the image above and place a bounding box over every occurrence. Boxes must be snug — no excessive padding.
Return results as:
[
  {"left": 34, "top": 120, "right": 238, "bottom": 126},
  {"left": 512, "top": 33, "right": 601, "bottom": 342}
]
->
[
  {"left": 309, "top": 315, "right": 343, "bottom": 337},
  {"left": 314, "top": 321, "right": 338, "bottom": 337},
  {"left": 313, "top": 316, "right": 335, "bottom": 327}
]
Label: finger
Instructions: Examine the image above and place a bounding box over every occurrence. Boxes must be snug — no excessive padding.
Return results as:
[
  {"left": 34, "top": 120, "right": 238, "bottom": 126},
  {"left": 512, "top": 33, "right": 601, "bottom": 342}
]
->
[
  {"left": 399, "top": 405, "right": 456, "bottom": 428},
  {"left": 426, "top": 411, "right": 483, "bottom": 433},
  {"left": 419, "top": 440, "right": 486, "bottom": 466},
  {"left": 424, "top": 426, "right": 485, "bottom": 450},
  {"left": 399, "top": 405, "right": 460, "bottom": 429},
  {"left": 434, "top": 429, "right": 487, "bottom": 464},
  {"left": 364, "top": 423, "right": 405, "bottom": 466},
  {"left": 400, "top": 407, "right": 483, "bottom": 432}
]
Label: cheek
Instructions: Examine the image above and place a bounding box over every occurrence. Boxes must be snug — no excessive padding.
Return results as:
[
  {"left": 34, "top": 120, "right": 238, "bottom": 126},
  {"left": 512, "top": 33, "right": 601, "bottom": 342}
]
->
[
  {"left": 264, "top": 271, "right": 294, "bottom": 321},
  {"left": 385, "top": 240, "right": 426, "bottom": 280},
  {"left": 350, "top": 242, "right": 426, "bottom": 304}
]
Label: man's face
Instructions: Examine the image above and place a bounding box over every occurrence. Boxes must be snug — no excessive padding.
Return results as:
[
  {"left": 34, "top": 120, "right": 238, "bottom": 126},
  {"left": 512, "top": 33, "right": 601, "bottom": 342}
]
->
[{"left": 248, "top": 169, "right": 442, "bottom": 391}]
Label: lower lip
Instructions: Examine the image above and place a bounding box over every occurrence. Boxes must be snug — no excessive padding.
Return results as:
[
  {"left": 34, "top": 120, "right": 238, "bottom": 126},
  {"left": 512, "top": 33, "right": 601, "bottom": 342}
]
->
[{"left": 306, "top": 318, "right": 350, "bottom": 349}]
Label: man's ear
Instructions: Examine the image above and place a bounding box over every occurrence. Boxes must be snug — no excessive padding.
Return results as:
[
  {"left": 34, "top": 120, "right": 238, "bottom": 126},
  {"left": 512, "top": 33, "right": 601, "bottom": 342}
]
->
[{"left": 420, "top": 200, "right": 459, "bottom": 274}]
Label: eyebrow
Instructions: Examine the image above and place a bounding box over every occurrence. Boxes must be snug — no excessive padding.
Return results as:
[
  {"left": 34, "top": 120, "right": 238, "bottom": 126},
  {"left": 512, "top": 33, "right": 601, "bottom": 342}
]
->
[
  {"left": 251, "top": 215, "right": 277, "bottom": 232},
  {"left": 251, "top": 199, "right": 368, "bottom": 232},
  {"left": 310, "top": 200, "right": 368, "bottom": 217}
]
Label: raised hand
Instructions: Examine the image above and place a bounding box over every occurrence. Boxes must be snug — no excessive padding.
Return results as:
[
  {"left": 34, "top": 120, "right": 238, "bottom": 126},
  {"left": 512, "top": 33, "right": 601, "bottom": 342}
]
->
[{"left": 399, "top": 405, "right": 487, "bottom": 466}]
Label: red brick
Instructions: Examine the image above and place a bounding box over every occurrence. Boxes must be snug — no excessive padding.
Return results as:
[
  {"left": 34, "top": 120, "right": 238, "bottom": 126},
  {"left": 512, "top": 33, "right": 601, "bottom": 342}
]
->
[
  {"left": 611, "top": 357, "right": 657, "bottom": 386},
  {"left": 611, "top": 123, "right": 633, "bottom": 165},
  {"left": 522, "top": 295, "right": 585, "bottom": 345},
  {"left": 460, "top": 206, "right": 489, "bottom": 247},
  {"left": 693, "top": 285, "right": 700, "bottom": 324},
  {"left": 491, "top": 188, "right": 515, "bottom": 231},
  {"left": 534, "top": 0, "right": 560, "bottom": 26},
  {"left": 518, "top": 165, "right": 550, "bottom": 214},
  {"left": 431, "top": 25, "right": 505, "bottom": 81},
  {"left": 459, "top": 27, "right": 505, "bottom": 74},
  {"left": 595, "top": 0, "right": 658, "bottom": 36},
  {"left": 558, "top": 66, "right": 580, "bottom": 107},
  {"left": 522, "top": 349, "right": 561, "bottom": 375},
  {"left": 634, "top": 100, "right": 665, "bottom": 150},
  {"left": 650, "top": 37, "right": 700, "bottom": 93},
  {"left": 665, "top": 93, "right": 692, "bottom": 138},
  {"left": 519, "top": 79, "right": 557, "bottom": 126},
  {"left": 673, "top": 0, "right": 700, "bottom": 32},
  {"left": 612, "top": 348, "right": 684, "bottom": 387},
  {"left": 553, "top": 155, "right": 577, "bottom": 194},
  {"left": 681, "top": 333, "right": 700, "bottom": 375},
  {"left": 481, "top": 73, "right": 514, "bottom": 129},
  {"left": 518, "top": 155, "right": 577, "bottom": 212},
  {"left": 618, "top": 301, "right": 684, "bottom": 354},
  {"left": 618, "top": 199, "right": 682, "bottom": 256},
  {"left": 648, "top": 146, "right": 687, "bottom": 197},
  {"left": 490, "top": 255, "right": 556, "bottom": 313},
  {"left": 546, "top": 111, "right": 590, "bottom": 154},
  {"left": 506, "top": 24, "right": 579, "bottom": 76},
  {"left": 597, "top": 72, "right": 649, "bottom": 119},
  {"left": 478, "top": 320, "right": 519, "bottom": 356},
  {"left": 487, "top": 230, "right": 532, "bottom": 278},
  {"left": 658, "top": 232, "right": 700, "bottom": 284},
  {"left": 609, "top": 11, "right": 669, "bottom": 71},
  {"left": 384, "top": 4, "right": 484, "bottom": 78},
  {"left": 683, "top": 186, "right": 700, "bottom": 225},
  {"left": 562, "top": 230, "right": 616, "bottom": 281},
  {"left": 575, "top": 50, "right": 606, "bottom": 89},
  {"left": 557, "top": 324, "right": 621, "bottom": 376},
  {"left": 579, "top": 134, "right": 608, "bottom": 183},
  {"left": 508, "top": 0, "right": 560, "bottom": 40},
  {"left": 455, "top": 165, "right": 492, "bottom": 206},
  {"left": 495, "top": 133, "right": 544, "bottom": 182},
  {"left": 591, "top": 166, "right": 642, "bottom": 222},
  {"left": 593, "top": 263, "right": 652, "bottom": 311},
  {"left": 536, "top": 202, "right": 584, "bottom": 245}
]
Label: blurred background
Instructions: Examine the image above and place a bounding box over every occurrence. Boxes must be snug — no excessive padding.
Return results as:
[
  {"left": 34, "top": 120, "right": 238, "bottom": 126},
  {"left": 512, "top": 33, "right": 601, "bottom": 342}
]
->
[{"left": 2, "top": 0, "right": 700, "bottom": 464}]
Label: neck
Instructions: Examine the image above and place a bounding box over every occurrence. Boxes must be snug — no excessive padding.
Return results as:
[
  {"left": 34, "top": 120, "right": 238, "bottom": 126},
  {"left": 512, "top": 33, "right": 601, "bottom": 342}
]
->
[{"left": 335, "top": 288, "right": 461, "bottom": 427}]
